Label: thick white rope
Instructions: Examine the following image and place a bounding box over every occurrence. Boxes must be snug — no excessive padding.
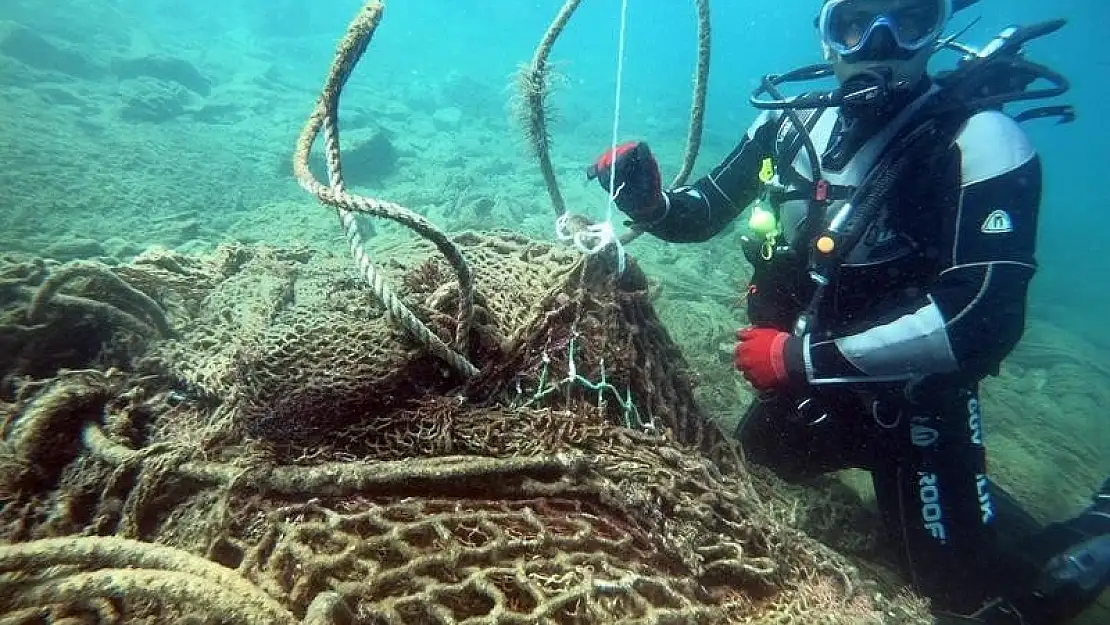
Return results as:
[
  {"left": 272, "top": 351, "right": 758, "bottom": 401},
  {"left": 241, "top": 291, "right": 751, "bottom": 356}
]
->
[{"left": 555, "top": 0, "right": 630, "bottom": 274}]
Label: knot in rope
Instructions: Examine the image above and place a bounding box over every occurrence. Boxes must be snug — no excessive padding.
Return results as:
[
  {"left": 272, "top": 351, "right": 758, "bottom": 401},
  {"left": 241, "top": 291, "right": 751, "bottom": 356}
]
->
[
  {"left": 554, "top": 212, "right": 627, "bottom": 274},
  {"left": 553, "top": 0, "right": 631, "bottom": 276}
]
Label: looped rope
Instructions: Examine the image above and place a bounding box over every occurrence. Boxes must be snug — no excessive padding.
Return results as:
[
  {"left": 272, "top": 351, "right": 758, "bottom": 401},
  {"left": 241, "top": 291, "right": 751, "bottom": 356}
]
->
[
  {"left": 521, "top": 0, "right": 711, "bottom": 219},
  {"left": 554, "top": 212, "right": 627, "bottom": 275},
  {"left": 671, "top": 0, "right": 712, "bottom": 188},
  {"left": 293, "top": 1, "right": 478, "bottom": 379}
]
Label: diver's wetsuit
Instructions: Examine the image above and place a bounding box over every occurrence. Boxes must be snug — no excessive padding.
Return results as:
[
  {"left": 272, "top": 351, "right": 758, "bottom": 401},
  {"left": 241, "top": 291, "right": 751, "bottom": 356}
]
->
[{"left": 631, "top": 83, "right": 1044, "bottom": 614}]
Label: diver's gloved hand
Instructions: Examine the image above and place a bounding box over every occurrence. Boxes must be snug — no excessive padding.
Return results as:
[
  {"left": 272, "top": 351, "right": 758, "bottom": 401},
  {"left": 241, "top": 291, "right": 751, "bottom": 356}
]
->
[
  {"left": 733, "top": 327, "right": 806, "bottom": 391},
  {"left": 586, "top": 141, "right": 665, "bottom": 222}
]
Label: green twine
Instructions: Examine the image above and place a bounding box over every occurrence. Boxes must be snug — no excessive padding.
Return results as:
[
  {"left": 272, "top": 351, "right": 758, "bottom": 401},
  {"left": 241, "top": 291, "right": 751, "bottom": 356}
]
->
[{"left": 518, "top": 334, "right": 653, "bottom": 431}]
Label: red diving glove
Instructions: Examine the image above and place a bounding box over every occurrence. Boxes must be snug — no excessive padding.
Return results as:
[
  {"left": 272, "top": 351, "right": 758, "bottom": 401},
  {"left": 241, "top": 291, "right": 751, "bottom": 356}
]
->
[
  {"left": 733, "top": 327, "right": 805, "bottom": 391},
  {"left": 586, "top": 141, "right": 664, "bottom": 221}
]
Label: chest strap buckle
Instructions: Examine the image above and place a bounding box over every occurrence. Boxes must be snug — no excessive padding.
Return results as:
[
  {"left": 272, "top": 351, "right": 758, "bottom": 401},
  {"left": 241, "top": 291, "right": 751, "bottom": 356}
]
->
[{"left": 814, "top": 179, "right": 830, "bottom": 203}]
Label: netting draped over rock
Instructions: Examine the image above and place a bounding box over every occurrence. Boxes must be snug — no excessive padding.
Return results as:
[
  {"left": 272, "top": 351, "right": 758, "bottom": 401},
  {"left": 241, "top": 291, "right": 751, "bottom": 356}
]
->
[
  {"left": 135, "top": 230, "right": 726, "bottom": 460},
  {"left": 0, "top": 237, "right": 930, "bottom": 624}
]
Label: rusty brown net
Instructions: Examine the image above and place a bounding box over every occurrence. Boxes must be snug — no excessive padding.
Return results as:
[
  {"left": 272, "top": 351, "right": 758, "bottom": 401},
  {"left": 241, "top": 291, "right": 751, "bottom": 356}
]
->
[{"left": 0, "top": 235, "right": 929, "bottom": 624}]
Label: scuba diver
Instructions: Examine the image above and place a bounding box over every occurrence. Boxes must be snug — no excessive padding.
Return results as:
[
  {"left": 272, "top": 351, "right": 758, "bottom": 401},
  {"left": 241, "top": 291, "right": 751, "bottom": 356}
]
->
[{"left": 585, "top": 0, "right": 1109, "bottom": 622}]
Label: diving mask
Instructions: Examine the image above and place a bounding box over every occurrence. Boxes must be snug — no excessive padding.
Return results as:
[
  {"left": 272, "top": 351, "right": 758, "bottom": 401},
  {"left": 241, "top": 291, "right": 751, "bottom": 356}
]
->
[{"left": 818, "top": 0, "right": 951, "bottom": 61}]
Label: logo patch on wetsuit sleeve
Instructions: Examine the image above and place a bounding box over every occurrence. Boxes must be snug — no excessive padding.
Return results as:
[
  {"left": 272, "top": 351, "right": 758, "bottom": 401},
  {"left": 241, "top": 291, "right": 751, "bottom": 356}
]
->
[{"left": 980, "top": 209, "right": 1014, "bottom": 234}]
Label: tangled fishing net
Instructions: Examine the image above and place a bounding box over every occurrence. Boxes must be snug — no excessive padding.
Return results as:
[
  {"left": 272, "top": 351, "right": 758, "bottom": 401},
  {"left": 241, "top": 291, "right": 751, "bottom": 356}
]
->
[{"left": 0, "top": 1, "right": 933, "bottom": 623}]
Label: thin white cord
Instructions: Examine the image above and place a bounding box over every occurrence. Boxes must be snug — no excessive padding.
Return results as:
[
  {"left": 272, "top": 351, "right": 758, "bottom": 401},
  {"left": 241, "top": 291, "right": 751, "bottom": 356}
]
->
[
  {"left": 556, "top": 0, "right": 630, "bottom": 274},
  {"left": 605, "top": 0, "right": 631, "bottom": 224}
]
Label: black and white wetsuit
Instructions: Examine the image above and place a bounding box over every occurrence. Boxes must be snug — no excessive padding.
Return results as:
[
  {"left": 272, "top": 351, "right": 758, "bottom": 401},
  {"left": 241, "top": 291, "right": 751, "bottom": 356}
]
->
[{"left": 633, "top": 85, "right": 1043, "bottom": 613}]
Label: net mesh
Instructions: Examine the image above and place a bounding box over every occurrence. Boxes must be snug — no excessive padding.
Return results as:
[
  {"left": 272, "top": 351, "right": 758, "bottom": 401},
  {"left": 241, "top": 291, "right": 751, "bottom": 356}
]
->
[{"left": 0, "top": 235, "right": 931, "bottom": 624}]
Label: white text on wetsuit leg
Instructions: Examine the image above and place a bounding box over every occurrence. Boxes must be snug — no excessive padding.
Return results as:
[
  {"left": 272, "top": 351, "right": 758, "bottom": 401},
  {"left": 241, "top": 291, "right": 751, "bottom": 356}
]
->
[
  {"left": 976, "top": 474, "right": 995, "bottom": 524},
  {"left": 968, "top": 398, "right": 983, "bottom": 446},
  {"left": 918, "top": 472, "right": 948, "bottom": 543}
]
